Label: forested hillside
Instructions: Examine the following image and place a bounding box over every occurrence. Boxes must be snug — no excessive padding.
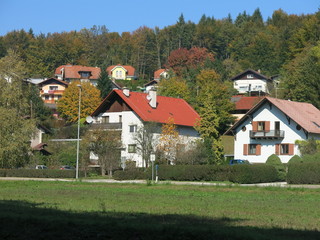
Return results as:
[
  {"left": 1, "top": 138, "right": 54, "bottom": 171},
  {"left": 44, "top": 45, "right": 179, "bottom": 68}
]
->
[{"left": 0, "top": 8, "right": 319, "bottom": 108}]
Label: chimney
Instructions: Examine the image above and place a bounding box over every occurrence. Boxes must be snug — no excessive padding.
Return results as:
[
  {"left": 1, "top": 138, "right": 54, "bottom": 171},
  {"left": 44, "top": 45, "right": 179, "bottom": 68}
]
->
[
  {"left": 123, "top": 87, "right": 130, "bottom": 97},
  {"left": 147, "top": 87, "right": 157, "bottom": 108}
]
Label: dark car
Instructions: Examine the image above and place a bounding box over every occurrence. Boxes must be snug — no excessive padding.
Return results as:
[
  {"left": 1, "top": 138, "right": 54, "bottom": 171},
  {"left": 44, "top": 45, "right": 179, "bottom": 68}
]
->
[
  {"left": 229, "top": 159, "right": 250, "bottom": 165},
  {"left": 60, "top": 165, "right": 74, "bottom": 170}
]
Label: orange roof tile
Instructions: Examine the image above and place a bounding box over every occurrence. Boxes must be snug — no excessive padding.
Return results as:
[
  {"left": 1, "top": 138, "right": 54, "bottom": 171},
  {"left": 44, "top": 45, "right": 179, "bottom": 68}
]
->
[
  {"left": 106, "top": 64, "right": 136, "bottom": 77},
  {"left": 92, "top": 89, "right": 200, "bottom": 127},
  {"left": 232, "top": 95, "right": 262, "bottom": 110},
  {"left": 154, "top": 69, "right": 167, "bottom": 80},
  {"left": 55, "top": 65, "right": 101, "bottom": 79}
]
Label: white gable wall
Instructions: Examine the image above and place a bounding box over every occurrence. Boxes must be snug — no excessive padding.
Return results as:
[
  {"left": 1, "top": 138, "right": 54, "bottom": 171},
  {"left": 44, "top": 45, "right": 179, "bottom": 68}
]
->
[
  {"left": 234, "top": 79, "right": 268, "bottom": 94},
  {"left": 234, "top": 101, "right": 314, "bottom": 163}
]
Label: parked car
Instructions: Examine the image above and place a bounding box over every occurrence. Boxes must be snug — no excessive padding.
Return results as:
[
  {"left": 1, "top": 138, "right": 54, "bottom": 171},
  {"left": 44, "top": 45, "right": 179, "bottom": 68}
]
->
[
  {"left": 60, "top": 165, "right": 74, "bottom": 170},
  {"left": 229, "top": 159, "right": 250, "bottom": 165},
  {"left": 35, "top": 165, "right": 48, "bottom": 169}
]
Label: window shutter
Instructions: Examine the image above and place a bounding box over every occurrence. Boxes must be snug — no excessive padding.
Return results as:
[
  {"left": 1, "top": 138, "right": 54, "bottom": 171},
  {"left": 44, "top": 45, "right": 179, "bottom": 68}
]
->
[
  {"left": 275, "top": 144, "right": 280, "bottom": 155},
  {"left": 256, "top": 144, "right": 261, "bottom": 155},
  {"left": 243, "top": 144, "right": 248, "bottom": 155},
  {"left": 289, "top": 144, "right": 294, "bottom": 155},
  {"left": 252, "top": 121, "right": 258, "bottom": 131},
  {"left": 265, "top": 121, "right": 270, "bottom": 131}
]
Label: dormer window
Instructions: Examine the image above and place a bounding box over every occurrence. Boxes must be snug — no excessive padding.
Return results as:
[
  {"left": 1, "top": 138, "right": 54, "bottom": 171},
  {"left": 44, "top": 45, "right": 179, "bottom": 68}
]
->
[
  {"left": 79, "top": 71, "right": 91, "bottom": 79},
  {"left": 247, "top": 74, "right": 254, "bottom": 78}
]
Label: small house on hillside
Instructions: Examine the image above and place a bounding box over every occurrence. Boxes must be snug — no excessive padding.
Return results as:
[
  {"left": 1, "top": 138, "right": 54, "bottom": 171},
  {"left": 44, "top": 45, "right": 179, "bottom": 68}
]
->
[
  {"left": 107, "top": 64, "right": 136, "bottom": 81},
  {"left": 38, "top": 78, "right": 68, "bottom": 104},
  {"left": 90, "top": 88, "right": 201, "bottom": 167},
  {"left": 144, "top": 69, "right": 169, "bottom": 92},
  {"left": 225, "top": 97, "right": 320, "bottom": 163},
  {"left": 55, "top": 65, "right": 101, "bottom": 86},
  {"left": 231, "top": 69, "right": 274, "bottom": 96}
]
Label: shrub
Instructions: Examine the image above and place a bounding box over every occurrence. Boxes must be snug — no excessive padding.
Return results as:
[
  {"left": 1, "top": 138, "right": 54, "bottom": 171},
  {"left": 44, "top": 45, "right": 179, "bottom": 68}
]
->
[
  {"left": 1, "top": 169, "right": 81, "bottom": 178},
  {"left": 287, "top": 162, "right": 320, "bottom": 184},
  {"left": 288, "top": 155, "right": 303, "bottom": 164},
  {"left": 266, "top": 154, "right": 286, "bottom": 181},
  {"left": 113, "top": 169, "right": 147, "bottom": 180},
  {"left": 302, "top": 152, "right": 320, "bottom": 163},
  {"left": 228, "top": 164, "right": 278, "bottom": 184}
]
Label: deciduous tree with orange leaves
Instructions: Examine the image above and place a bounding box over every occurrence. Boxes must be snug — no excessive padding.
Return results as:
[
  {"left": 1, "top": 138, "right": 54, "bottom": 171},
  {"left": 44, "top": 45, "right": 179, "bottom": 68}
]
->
[
  {"left": 57, "top": 81, "right": 101, "bottom": 122},
  {"left": 158, "top": 117, "right": 180, "bottom": 164}
]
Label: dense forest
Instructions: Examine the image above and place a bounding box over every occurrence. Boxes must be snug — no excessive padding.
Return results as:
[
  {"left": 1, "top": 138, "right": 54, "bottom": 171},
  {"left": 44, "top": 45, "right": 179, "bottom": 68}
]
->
[{"left": 0, "top": 8, "right": 319, "bottom": 108}]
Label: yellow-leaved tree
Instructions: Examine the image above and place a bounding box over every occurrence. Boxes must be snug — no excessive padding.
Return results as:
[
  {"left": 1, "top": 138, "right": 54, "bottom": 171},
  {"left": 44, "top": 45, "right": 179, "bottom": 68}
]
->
[
  {"left": 158, "top": 117, "right": 180, "bottom": 164},
  {"left": 58, "top": 81, "right": 101, "bottom": 122}
]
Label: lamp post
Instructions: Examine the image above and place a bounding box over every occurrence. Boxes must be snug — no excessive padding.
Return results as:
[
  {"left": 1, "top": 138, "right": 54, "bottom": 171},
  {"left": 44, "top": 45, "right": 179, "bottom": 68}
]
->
[{"left": 76, "top": 84, "right": 82, "bottom": 179}]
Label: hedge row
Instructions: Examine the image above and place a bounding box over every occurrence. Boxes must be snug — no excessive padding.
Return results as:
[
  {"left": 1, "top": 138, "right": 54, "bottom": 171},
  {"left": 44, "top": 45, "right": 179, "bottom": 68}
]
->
[
  {"left": 0, "top": 169, "right": 80, "bottom": 178},
  {"left": 287, "top": 162, "right": 320, "bottom": 184},
  {"left": 114, "top": 164, "right": 278, "bottom": 184}
]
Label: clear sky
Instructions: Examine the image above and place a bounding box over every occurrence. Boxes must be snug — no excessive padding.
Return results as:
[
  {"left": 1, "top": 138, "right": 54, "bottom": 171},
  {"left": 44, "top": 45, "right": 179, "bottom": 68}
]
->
[{"left": 0, "top": 0, "right": 319, "bottom": 36}]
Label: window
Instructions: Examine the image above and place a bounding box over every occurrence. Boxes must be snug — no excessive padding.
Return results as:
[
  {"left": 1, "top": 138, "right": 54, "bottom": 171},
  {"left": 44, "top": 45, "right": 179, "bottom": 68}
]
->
[
  {"left": 45, "top": 95, "right": 49, "bottom": 100},
  {"left": 119, "top": 115, "right": 122, "bottom": 123},
  {"left": 129, "top": 125, "right": 137, "bottom": 133},
  {"left": 257, "top": 121, "right": 265, "bottom": 131},
  {"left": 128, "top": 144, "right": 136, "bottom": 153},
  {"left": 276, "top": 143, "right": 294, "bottom": 155},
  {"left": 102, "top": 116, "right": 109, "bottom": 123},
  {"left": 249, "top": 144, "right": 257, "bottom": 155},
  {"left": 79, "top": 71, "right": 90, "bottom": 78},
  {"left": 49, "top": 86, "right": 58, "bottom": 90},
  {"left": 280, "top": 144, "right": 289, "bottom": 155},
  {"left": 247, "top": 74, "right": 254, "bottom": 78},
  {"left": 244, "top": 144, "right": 261, "bottom": 155}
]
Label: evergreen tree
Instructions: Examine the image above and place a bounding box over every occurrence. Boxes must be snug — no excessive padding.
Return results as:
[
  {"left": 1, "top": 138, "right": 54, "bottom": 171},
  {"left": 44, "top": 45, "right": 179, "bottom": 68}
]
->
[{"left": 97, "top": 66, "right": 112, "bottom": 99}]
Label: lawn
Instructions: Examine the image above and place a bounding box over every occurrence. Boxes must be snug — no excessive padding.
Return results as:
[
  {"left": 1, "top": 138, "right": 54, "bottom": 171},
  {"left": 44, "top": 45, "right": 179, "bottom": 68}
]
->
[{"left": 0, "top": 180, "right": 319, "bottom": 239}]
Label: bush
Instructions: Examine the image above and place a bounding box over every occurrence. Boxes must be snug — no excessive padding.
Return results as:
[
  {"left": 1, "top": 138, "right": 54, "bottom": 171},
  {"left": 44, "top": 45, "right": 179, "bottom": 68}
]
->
[
  {"left": 288, "top": 155, "right": 303, "bottom": 164},
  {"left": 302, "top": 152, "right": 320, "bottom": 163},
  {"left": 113, "top": 169, "right": 147, "bottom": 180},
  {"left": 287, "top": 162, "right": 320, "bottom": 184},
  {"left": 113, "top": 164, "right": 278, "bottom": 184},
  {"left": 266, "top": 154, "right": 286, "bottom": 181},
  {"left": 228, "top": 164, "right": 278, "bottom": 184},
  {"left": 0, "top": 169, "right": 83, "bottom": 178}
]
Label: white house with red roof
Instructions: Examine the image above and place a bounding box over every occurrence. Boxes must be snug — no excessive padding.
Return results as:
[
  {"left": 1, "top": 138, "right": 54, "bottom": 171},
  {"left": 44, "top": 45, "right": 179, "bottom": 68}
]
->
[
  {"left": 106, "top": 64, "right": 137, "bottom": 81},
  {"left": 55, "top": 64, "right": 101, "bottom": 86},
  {"left": 90, "top": 88, "right": 200, "bottom": 167},
  {"left": 225, "top": 97, "right": 320, "bottom": 163}
]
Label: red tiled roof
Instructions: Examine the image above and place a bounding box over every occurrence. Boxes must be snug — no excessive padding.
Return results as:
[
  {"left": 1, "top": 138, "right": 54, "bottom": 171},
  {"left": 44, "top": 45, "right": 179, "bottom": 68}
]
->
[
  {"left": 92, "top": 89, "right": 200, "bottom": 127},
  {"left": 266, "top": 97, "right": 320, "bottom": 134},
  {"left": 232, "top": 95, "right": 262, "bottom": 110},
  {"left": 55, "top": 65, "right": 101, "bottom": 79},
  {"left": 225, "top": 97, "right": 320, "bottom": 135},
  {"left": 106, "top": 64, "right": 136, "bottom": 76},
  {"left": 154, "top": 69, "right": 167, "bottom": 80}
]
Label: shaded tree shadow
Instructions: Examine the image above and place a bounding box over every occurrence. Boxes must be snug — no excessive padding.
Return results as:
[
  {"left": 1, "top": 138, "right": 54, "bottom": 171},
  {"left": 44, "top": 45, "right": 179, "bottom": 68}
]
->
[{"left": 0, "top": 200, "right": 319, "bottom": 240}]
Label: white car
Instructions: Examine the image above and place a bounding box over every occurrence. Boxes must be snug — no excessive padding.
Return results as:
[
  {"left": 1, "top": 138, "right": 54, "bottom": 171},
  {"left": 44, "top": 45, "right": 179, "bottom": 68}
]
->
[{"left": 35, "top": 165, "right": 48, "bottom": 169}]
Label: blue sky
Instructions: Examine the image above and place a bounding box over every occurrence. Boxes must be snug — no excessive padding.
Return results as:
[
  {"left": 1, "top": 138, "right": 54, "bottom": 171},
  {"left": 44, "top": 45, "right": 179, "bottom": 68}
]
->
[{"left": 0, "top": 0, "right": 318, "bottom": 36}]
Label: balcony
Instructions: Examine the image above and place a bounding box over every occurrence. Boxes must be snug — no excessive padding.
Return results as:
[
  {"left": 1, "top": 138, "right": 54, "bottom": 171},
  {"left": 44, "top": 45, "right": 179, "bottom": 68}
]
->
[
  {"left": 250, "top": 130, "right": 284, "bottom": 139},
  {"left": 90, "top": 122, "right": 122, "bottom": 130}
]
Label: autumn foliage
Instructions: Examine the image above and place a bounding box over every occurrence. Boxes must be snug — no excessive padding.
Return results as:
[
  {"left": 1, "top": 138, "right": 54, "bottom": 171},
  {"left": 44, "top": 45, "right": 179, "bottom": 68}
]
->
[{"left": 57, "top": 81, "right": 101, "bottom": 122}]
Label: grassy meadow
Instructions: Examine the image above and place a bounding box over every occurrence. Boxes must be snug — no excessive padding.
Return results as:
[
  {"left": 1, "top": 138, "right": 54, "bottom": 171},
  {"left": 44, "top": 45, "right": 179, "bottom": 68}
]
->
[{"left": 0, "top": 180, "right": 319, "bottom": 239}]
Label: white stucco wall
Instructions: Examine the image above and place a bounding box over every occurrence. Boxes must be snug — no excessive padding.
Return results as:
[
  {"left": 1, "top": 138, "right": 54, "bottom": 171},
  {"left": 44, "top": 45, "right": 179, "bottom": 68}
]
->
[
  {"left": 233, "top": 102, "right": 314, "bottom": 163},
  {"left": 234, "top": 79, "right": 268, "bottom": 94},
  {"left": 92, "top": 111, "right": 200, "bottom": 167}
]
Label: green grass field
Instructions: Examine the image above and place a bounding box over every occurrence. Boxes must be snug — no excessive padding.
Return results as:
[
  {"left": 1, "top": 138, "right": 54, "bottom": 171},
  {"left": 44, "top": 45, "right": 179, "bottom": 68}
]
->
[{"left": 0, "top": 180, "right": 319, "bottom": 239}]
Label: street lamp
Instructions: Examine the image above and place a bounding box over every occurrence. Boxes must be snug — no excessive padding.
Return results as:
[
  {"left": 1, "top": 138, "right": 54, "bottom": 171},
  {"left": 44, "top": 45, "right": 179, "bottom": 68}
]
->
[{"left": 76, "top": 84, "right": 82, "bottom": 179}]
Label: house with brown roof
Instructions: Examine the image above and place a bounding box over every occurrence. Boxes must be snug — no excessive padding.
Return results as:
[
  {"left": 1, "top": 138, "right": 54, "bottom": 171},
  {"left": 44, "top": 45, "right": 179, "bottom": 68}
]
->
[
  {"left": 231, "top": 69, "right": 274, "bottom": 96},
  {"left": 225, "top": 97, "right": 320, "bottom": 163},
  {"left": 90, "top": 88, "right": 200, "bottom": 167},
  {"left": 144, "top": 69, "right": 169, "bottom": 92},
  {"left": 55, "top": 64, "right": 101, "bottom": 86},
  {"left": 106, "top": 64, "right": 137, "bottom": 81}
]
